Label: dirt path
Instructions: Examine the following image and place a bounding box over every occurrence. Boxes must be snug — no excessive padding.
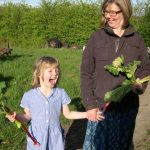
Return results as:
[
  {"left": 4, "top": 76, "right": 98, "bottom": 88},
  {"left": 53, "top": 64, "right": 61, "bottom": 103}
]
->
[{"left": 133, "top": 82, "right": 150, "bottom": 149}]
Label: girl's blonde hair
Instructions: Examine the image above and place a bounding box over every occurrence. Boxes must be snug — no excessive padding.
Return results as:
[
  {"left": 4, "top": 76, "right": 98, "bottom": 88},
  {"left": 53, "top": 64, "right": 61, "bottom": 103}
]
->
[
  {"left": 101, "top": 0, "right": 132, "bottom": 27},
  {"left": 32, "top": 56, "right": 60, "bottom": 88}
]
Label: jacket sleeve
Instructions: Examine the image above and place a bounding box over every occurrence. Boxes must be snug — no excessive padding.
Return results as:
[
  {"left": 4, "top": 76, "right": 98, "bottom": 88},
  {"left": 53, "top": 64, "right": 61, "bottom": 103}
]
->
[
  {"left": 136, "top": 36, "right": 150, "bottom": 92},
  {"left": 80, "top": 33, "right": 99, "bottom": 110}
]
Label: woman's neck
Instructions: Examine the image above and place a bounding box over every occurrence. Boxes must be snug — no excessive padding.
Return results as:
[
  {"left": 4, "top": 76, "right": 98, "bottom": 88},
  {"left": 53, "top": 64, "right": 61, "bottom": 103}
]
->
[{"left": 113, "top": 27, "right": 125, "bottom": 37}]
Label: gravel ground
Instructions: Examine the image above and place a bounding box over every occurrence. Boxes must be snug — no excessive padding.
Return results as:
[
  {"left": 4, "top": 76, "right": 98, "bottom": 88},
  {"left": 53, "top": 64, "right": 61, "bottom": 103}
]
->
[{"left": 133, "top": 82, "right": 150, "bottom": 150}]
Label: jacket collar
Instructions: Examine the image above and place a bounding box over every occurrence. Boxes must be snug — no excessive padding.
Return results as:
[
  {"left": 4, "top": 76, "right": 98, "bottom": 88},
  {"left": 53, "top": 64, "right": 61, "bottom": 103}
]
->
[{"left": 103, "top": 24, "right": 135, "bottom": 37}]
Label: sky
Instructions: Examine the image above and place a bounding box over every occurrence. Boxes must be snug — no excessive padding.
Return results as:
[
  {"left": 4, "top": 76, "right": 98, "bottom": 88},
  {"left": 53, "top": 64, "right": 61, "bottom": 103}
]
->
[
  {"left": 0, "top": 0, "right": 40, "bottom": 6},
  {"left": 22, "top": 0, "right": 41, "bottom": 6},
  {"left": 0, "top": 0, "right": 144, "bottom": 7}
]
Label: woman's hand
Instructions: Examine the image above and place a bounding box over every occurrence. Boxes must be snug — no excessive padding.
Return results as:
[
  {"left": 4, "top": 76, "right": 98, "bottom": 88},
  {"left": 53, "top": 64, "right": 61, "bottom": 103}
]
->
[
  {"left": 6, "top": 112, "right": 16, "bottom": 122},
  {"left": 96, "top": 111, "right": 105, "bottom": 121},
  {"left": 132, "top": 78, "right": 143, "bottom": 95}
]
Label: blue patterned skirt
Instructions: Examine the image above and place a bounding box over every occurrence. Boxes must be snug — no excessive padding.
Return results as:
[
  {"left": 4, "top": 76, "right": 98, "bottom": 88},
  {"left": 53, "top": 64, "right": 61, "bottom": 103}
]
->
[{"left": 83, "top": 109, "right": 138, "bottom": 150}]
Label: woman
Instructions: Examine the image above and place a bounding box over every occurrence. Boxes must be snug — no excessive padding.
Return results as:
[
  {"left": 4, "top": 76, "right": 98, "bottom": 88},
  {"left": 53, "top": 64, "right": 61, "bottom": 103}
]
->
[{"left": 80, "top": 0, "right": 150, "bottom": 149}]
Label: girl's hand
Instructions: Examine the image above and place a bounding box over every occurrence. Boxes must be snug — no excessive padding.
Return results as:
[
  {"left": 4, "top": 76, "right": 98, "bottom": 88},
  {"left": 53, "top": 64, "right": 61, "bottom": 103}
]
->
[
  {"left": 6, "top": 112, "right": 16, "bottom": 122},
  {"left": 132, "top": 78, "right": 143, "bottom": 95},
  {"left": 87, "top": 108, "right": 98, "bottom": 121},
  {"left": 87, "top": 108, "right": 105, "bottom": 121}
]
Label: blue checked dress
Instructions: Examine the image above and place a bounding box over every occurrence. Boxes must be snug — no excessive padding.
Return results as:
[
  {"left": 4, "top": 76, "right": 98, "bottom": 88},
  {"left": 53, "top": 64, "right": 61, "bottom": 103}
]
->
[
  {"left": 20, "top": 88, "right": 71, "bottom": 150},
  {"left": 83, "top": 109, "right": 138, "bottom": 150}
]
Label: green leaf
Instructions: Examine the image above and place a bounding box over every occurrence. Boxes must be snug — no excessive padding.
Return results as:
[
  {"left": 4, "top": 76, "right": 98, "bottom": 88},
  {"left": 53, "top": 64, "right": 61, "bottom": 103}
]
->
[
  {"left": 122, "top": 79, "right": 133, "bottom": 85},
  {"left": 112, "top": 55, "right": 124, "bottom": 67},
  {"left": 15, "top": 120, "right": 21, "bottom": 128},
  {"left": 0, "top": 101, "right": 11, "bottom": 115},
  {"left": 120, "top": 55, "right": 125, "bottom": 64},
  {"left": 125, "top": 60, "right": 141, "bottom": 79},
  {"left": 104, "top": 55, "right": 127, "bottom": 76},
  {"left": 126, "top": 73, "right": 133, "bottom": 78},
  {"left": 104, "top": 65, "right": 120, "bottom": 75}
]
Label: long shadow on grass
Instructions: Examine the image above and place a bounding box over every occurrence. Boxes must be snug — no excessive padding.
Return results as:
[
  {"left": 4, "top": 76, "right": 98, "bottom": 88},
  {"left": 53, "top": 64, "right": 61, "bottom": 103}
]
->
[
  {"left": 0, "top": 54, "right": 32, "bottom": 61},
  {"left": 0, "top": 74, "right": 13, "bottom": 84},
  {"left": 65, "top": 97, "right": 87, "bottom": 150}
]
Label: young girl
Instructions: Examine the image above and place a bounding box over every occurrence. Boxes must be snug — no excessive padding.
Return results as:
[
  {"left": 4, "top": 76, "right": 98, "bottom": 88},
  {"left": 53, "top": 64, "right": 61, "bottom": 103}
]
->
[{"left": 6, "top": 56, "right": 102, "bottom": 150}]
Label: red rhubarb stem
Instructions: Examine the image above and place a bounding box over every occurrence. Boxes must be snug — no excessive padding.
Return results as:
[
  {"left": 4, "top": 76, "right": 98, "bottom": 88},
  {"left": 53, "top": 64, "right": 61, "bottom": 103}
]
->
[
  {"left": 20, "top": 122, "right": 40, "bottom": 146},
  {"left": 4, "top": 105, "right": 40, "bottom": 146},
  {"left": 101, "top": 102, "right": 110, "bottom": 115}
]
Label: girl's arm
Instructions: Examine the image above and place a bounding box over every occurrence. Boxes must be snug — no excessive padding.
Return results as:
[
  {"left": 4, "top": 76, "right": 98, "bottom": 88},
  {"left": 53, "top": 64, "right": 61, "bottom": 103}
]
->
[
  {"left": 62, "top": 104, "right": 87, "bottom": 119},
  {"left": 62, "top": 104, "right": 103, "bottom": 120},
  {"left": 18, "top": 108, "right": 31, "bottom": 122},
  {"left": 6, "top": 108, "right": 31, "bottom": 123}
]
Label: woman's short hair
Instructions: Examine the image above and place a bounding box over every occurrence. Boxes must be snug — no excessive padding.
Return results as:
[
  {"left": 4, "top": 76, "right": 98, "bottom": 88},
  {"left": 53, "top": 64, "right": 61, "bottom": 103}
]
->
[{"left": 101, "top": 0, "right": 132, "bottom": 27}]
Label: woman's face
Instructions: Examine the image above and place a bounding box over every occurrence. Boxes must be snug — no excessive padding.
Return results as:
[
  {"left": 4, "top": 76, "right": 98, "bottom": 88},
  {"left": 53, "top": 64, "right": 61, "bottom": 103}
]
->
[{"left": 104, "top": 3, "right": 124, "bottom": 29}]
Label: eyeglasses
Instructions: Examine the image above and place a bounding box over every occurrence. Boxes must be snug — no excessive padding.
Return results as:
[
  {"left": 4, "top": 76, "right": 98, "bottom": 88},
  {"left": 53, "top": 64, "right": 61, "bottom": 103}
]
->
[{"left": 102, "top": 10, "right": 122, "bottom": 17}]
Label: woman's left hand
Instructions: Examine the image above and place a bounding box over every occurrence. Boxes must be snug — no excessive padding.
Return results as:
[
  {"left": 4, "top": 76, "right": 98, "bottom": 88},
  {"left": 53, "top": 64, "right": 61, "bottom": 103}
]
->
[
  {"left": 96, "top": 111, "right": 105, "bottom": 121},
  {"left": 132, "top": 78, "right": 143, "bottom": 95}
]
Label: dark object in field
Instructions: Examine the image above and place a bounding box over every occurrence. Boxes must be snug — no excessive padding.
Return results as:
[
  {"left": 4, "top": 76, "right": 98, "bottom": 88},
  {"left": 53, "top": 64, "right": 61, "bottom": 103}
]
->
[
  {"left": 0, "top": 48, "right": 13, "bottom": 56},
  {"left": 47, "top": 38, "right": 62, "bottom": 48},
  {"left": 71, "top": 43, "right": 78, "bottom": 49},
  {"left": 0, "top": 39, "right": 12, "bottom": 56}
]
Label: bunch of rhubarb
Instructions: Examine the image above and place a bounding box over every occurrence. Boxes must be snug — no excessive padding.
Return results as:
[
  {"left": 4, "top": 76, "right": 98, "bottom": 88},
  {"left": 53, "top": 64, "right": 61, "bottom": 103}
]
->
[{"left": 104, "top": 55, "right": 150, "bottom": 103}]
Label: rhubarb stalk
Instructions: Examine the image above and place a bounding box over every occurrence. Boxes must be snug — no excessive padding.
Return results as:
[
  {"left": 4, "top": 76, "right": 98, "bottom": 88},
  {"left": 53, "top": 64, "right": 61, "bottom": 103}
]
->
[{"left": 1, "top": 102, "right": 40, "bottom": 147}]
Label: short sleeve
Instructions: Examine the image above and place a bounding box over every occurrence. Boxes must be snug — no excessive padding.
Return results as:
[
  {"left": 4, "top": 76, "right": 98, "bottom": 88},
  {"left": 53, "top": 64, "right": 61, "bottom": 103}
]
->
[
  {"left": 61, "top": 89, "right": 71, "bottom": 105},
  {"left": 20, "top": 92, "right": 30, "bottom": 110}
]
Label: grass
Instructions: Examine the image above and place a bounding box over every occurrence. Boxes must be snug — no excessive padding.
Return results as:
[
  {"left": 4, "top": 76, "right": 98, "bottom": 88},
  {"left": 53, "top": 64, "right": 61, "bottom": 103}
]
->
[
  {"left": 0, "top": 48, "right": 83, "bottom": 149},
  {"left": 0, "top": 48, "right": 150, "bottom": 150}
]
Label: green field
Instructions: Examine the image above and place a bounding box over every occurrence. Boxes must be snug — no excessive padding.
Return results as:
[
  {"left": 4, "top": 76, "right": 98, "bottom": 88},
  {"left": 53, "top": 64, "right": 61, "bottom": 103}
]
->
[
  {"left": 0, "top": 48, "right": 150, "bottom": 150},
  {"left": 0, "top": 48, "right": 84, "bottom": 149}
]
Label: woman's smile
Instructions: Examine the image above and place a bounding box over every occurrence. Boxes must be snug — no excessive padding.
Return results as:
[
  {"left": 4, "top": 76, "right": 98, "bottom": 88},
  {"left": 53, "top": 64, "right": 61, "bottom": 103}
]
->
[{"left": 104, "top": 3, "right": 124, "bottom": 29}]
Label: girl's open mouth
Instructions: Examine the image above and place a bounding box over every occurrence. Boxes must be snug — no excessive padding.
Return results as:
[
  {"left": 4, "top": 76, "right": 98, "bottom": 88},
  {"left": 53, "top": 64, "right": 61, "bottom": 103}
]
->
[{"left": 49, "top": 78, "right": 57, "bottom": 85}]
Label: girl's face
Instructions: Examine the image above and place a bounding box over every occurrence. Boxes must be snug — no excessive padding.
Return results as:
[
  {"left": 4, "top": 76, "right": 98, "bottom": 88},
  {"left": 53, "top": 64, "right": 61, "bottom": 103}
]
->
[
  {"left": 104, "top": 3, "right": 124, "bottom": 29},
  {"left": 40, "top": 65, "right": 59, "bottom": 88}
]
